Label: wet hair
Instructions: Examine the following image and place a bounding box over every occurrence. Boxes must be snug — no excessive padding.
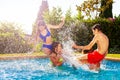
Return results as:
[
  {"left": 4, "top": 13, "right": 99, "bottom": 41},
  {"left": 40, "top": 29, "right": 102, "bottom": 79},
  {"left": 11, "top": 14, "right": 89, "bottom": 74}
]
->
[
  {"left": 52, "top": 42, "right": 63, "bottom": 55},
  {"left": 92, "top": 24, "right": 102, "bottom": 31}
]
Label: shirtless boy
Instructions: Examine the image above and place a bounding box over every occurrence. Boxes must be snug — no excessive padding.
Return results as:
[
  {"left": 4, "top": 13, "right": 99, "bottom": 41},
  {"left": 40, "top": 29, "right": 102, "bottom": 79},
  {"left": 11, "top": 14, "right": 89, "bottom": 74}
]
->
[{"left": 73, "top": 24, "right": 109, "bottom": 71}]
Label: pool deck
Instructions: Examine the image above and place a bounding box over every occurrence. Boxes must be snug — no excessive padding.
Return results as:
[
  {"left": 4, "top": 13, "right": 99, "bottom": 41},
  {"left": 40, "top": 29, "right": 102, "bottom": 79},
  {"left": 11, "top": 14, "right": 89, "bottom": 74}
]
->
[
  {"left": 0, "top": 53, "right": 120, "bottom": 61},
  {"left": 0, "top": 53, "right": 48, "bottom": 60},
  {"left": 105, "top": 57, "right": 120, "bottom": 61}
]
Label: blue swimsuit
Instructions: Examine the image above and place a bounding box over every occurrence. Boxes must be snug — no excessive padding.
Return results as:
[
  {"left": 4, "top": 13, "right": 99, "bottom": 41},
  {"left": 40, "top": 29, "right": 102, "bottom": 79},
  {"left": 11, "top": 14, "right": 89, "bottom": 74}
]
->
[{"left": 39, "top": 29, "right": 52, "bottom": 50}]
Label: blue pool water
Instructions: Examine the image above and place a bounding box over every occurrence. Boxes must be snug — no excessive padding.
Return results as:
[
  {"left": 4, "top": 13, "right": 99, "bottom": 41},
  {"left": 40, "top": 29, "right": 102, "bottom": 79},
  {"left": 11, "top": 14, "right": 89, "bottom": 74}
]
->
[{"left": 0, "top": 58, "right": 120, "bottom": 80}]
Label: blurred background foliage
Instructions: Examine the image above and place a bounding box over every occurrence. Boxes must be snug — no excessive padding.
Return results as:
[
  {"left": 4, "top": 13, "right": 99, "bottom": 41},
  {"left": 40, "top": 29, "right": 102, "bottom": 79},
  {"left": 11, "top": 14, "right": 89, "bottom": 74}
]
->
[
  {"left": 0, "top": 22, "right": 32, "bottom": 53},
  {"left": 0, "top": 0, "right": 120, "bottom": 53}
]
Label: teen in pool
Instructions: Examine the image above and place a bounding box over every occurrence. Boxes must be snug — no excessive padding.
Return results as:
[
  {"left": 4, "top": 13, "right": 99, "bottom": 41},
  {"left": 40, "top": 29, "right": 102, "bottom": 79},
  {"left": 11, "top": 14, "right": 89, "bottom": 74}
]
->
[
  {"left": 33, "top": 18, "right": 65, "bottom": 56},
  {"left": 49, "top": 42, "right": 64, "bottom": 66},
  {"left": 73, "top": 24, "right": 109, "bottom": 71}
]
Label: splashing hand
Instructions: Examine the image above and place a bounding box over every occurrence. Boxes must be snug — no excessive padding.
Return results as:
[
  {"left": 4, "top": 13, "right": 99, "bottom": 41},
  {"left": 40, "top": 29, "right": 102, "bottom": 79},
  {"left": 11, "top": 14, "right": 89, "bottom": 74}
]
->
[
  {"left": 72, "top": 43, "right": 78, "bottom": 49},
  {"left": 57, "top": 17, "right": 65, "bottom": 28}
]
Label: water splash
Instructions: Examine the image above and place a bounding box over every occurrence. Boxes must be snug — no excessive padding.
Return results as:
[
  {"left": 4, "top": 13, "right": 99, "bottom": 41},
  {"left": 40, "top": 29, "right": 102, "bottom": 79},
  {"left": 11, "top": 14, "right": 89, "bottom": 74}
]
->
[
  {"left": 57, "top": 23, "right": 100, "bottom": 73},
  {"left": 57, "top": 24, "right": 88, "bottom": 70}
]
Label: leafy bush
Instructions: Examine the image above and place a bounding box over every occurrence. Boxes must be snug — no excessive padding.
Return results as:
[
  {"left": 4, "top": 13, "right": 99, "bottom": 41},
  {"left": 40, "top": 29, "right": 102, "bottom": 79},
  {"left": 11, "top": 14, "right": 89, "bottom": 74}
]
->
[
  {"left": 0, "top": 22, "right": 32, "bottom": 53},
  {"left": 73, "top": 17, "right": 120, "bottom": 53}
]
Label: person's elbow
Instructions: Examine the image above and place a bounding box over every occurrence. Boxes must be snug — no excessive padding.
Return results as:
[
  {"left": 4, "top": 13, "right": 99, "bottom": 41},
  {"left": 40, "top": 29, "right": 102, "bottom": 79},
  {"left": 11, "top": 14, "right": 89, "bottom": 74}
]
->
[{"left": 85, "top": 46, "right": 92, "bottom": 50}]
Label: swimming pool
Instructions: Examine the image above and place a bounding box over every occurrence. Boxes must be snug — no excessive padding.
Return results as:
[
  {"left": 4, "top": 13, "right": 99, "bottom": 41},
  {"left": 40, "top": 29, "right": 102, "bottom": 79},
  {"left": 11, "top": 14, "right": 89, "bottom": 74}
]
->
[{"left": 0, "top": 58, "right": 120, "bottom": 80}]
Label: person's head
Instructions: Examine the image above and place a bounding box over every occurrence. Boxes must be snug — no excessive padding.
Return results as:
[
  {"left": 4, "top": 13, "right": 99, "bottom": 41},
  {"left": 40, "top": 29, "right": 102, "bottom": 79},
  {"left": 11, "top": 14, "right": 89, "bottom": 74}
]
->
[
  {"left": 92, "top": 24, "right": 102, "bottom": 35},
  {"left": 52, "top": 42, "right": 63, "bottom": 55},
  {"left": 37, "top": 20, "right": 47, "bottom": 32}
]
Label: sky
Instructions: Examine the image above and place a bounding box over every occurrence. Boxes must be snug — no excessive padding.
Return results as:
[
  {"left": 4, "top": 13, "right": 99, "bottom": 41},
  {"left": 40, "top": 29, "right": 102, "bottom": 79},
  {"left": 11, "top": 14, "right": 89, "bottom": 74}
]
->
[{"left": 0, "top": 0, "right": 120, "bottom": 34}]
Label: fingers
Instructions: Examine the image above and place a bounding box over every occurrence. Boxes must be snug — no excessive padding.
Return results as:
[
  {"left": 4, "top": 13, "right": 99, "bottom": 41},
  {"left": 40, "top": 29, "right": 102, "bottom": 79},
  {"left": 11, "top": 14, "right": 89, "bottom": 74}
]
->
[{"left": 72, "top": 43, "right": 77, "bottom": 48}]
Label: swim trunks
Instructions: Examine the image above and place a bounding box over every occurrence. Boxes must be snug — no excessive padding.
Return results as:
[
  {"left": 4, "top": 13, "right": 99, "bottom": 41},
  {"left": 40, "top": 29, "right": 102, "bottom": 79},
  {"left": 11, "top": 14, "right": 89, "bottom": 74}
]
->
[{"left": 88, "top": 51, "right": 105, "bottom": 64}]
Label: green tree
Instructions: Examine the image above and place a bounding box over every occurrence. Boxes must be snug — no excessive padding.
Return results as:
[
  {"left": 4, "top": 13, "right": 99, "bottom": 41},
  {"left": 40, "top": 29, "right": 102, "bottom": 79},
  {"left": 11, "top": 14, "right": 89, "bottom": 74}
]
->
[
  {"left": 76, "top": 11, "right": 84, "bottom": 21},
  {"left": 76, "top": 0, "right": 113, "bottom": 19},
  {"left": 99, "top": 0, "right": 113, "bottom": 18},
  {"left": 64, "top": 8, "right": 74, "bottom": 26},
  {"left": 76, "top": 0, "right": 101, "bottom": 19},
  {"left": 0, "top": 22, "right": 31, "bottom": 53},
  {"left": 43, "top": 7, "right": 63, "bottom": 25}
]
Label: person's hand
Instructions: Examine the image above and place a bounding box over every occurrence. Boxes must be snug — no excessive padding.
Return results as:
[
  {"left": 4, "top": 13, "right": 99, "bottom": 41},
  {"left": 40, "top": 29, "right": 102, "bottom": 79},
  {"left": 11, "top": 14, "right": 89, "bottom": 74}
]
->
[
  {"left": 72, "top": 43, "right": 78, "bottom": 49},
  {"left": 59, "top": 17, "right": 65, "bottom": 28}
]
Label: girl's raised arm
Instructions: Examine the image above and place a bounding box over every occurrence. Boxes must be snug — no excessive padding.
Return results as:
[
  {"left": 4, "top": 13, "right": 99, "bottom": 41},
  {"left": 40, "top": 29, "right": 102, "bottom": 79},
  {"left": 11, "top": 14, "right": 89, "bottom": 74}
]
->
[{"left": 47, "top": 17, "right": 65, "bottom": 29}]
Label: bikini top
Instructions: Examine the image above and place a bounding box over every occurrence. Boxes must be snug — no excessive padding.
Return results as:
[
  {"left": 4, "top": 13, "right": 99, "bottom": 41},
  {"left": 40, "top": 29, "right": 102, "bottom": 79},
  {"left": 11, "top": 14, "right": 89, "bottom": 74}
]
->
[
  {"left": 50, "top": 57, "right": 63, "bottom": 65},
  {"left": 39, "top": 28, "right": 51, "bottom": 42}
]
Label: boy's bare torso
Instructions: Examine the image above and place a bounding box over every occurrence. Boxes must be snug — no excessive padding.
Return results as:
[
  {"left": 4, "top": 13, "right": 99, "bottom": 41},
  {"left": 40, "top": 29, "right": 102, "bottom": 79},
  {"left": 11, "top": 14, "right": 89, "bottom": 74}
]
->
[{"left": 95, "top": 32, "right": 109, "bottom": 54}]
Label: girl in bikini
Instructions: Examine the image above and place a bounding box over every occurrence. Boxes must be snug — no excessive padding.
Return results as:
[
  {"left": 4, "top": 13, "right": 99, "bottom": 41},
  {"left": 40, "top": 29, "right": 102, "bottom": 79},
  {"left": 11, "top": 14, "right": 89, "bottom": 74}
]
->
[{"left": 34, "top": 18, "right": 64, "bottom": 56}]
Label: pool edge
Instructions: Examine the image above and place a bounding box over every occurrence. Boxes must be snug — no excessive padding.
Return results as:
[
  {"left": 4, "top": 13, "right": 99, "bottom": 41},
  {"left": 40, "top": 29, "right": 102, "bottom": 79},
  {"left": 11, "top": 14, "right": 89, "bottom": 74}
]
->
[
  {"left": 0, "top": 55, "right": 48, "bottom": 60},
  {"left": 0, "top": 54, "right": 120, "bottom": 62},
  {"left": 105, "top": 57, "right": 120, "bottom": 61}
]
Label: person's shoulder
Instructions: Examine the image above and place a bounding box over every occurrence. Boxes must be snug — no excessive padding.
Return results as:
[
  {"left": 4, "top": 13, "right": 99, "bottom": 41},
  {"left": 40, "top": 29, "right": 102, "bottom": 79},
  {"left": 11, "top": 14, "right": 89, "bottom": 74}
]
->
[
  {"left": 93, "top": 34, "right": 100, "bottom": 41},
  {"left": 96, "top": 32, "right": 104, "bottom": 37},
  {"left": 50, "top": 53, "right": 56, "bottom": 57},
  {"left": 97, "top": 32, "right": 107, "bottom": 40},
  {"left": 94, "top": 34, "right": 98, "bottom": 39},
  {"left": 99, "top": 32, "right": 106, "bottom": 37}
]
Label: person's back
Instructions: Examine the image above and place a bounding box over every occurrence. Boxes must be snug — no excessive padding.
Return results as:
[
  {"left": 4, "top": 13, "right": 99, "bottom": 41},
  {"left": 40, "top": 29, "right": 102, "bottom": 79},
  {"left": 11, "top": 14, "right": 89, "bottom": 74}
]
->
[{"left": 95, "top": 31, "right": 109, "bottom": 55}]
